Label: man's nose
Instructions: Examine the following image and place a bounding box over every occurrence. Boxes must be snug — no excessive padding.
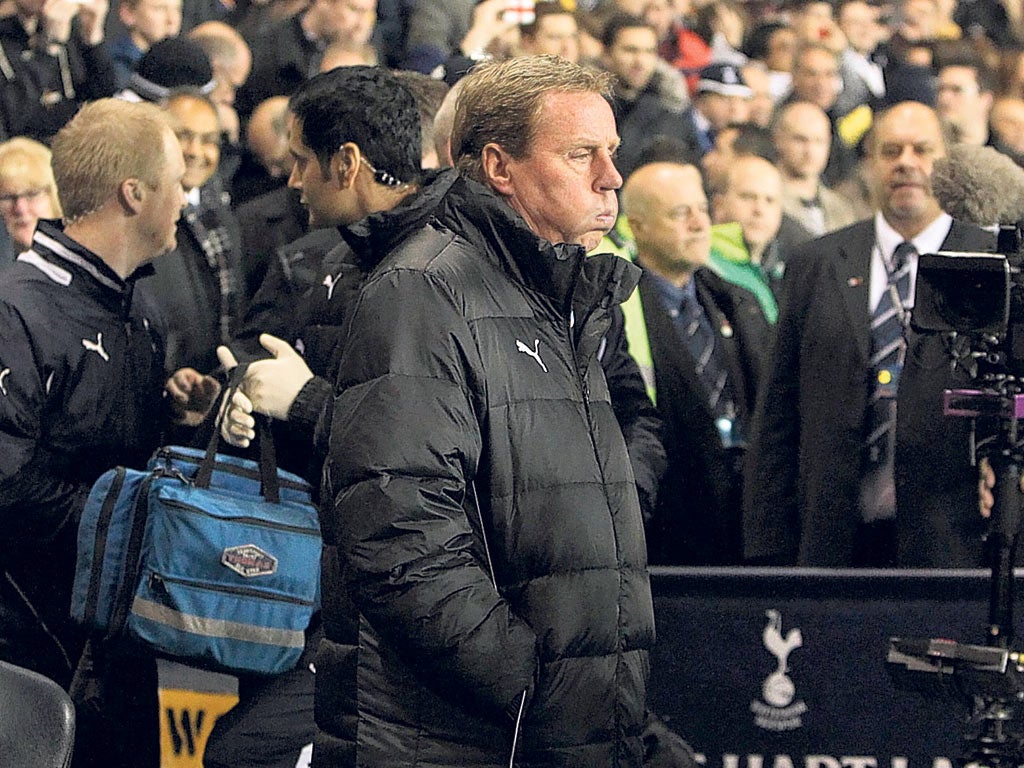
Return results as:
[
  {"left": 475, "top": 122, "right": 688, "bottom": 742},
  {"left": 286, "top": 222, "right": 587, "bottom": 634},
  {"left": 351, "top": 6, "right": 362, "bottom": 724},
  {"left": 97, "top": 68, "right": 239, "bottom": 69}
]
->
[{"left": 597, "top": 151, "right": 622, "bottom": 191}]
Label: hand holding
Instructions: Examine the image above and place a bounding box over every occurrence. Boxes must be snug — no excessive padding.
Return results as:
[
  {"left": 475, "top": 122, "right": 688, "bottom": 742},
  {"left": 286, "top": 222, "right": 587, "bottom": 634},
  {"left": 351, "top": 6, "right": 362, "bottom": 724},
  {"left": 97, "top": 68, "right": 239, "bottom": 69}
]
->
[
  {"left": 979, "top": 457, "right": 995, "bottom": 519},
  {"left": 215, "top": 345, "right": 256, "bottom": 447},
  {"left": 977, "top": 457, "right": 1024, "bottom": 519},
  {"left": 216, "top": 335, "right": 313, "bottom": 423},
  {"left": 243, "top": 334, "right": 314, "bottom": 421},
  {"left": 166, "top": 367, "right": 222, "bottom": 427}
]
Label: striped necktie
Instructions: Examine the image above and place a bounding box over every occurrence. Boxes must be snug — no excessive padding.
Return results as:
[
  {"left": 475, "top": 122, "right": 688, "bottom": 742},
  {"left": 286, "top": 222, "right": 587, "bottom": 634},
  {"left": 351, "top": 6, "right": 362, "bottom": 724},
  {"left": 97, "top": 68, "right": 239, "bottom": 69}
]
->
[
  {"left": 861, "top": 241, "right": 914, "bottom": 520},
  {"left": 680, "top": 291, "right": 730, "bottom": 416}
]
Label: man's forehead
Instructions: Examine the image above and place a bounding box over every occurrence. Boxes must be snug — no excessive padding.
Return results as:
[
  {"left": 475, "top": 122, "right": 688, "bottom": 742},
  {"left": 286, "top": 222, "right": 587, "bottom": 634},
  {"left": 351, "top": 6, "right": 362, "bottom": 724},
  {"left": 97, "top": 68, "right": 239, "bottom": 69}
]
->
[
  {"left": 782, "top": 107, "right": 828, "bottom": 134},
  {"left": 730, "top": 161, "right": 780, "bottom": 191},
  {"left": 649, "top": 167, "right": 705, "bottom": 201},
  {"left": 536, "top": 90, "right": 615, "bottom": 124},
  {"left": 653, "top": 188, "right": 707, "bottom": 215},
  {"left": 168, "top": 98, "right": 218, "bottom": 125},
  {"left": 538, "top": 13, "right": 576, "bottom": 31},
  {"left": 613, "top": 27, "right": 657, "bottom": 47},
  {"left": 875, "top": 113, "right": 943, "bottom": 146},
  {"left": 797, "top": 46, "right": 836, "bottom": 64},
  {"left": 939, "top": 66, "right": 979, "bottom": 85}
]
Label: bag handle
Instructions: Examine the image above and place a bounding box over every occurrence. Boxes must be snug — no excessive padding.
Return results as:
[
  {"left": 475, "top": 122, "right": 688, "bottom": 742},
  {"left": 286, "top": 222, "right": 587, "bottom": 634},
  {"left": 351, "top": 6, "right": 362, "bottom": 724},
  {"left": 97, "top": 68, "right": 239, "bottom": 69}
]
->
[{"left": 196, "top": 362, "right": 281, "bottom": 504}]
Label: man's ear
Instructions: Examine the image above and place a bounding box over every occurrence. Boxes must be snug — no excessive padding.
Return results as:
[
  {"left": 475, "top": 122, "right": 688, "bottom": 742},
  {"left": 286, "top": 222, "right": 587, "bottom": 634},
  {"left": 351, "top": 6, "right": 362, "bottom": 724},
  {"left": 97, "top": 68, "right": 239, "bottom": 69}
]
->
[
  {"left": 120, "top": 179, "right": 144, "bottom": 212},
  {"left": 334, "top": 142, "right": 360, "bottom": 189},
  {"left": 481, "top": 143, "right": 515, "bottom": 196}
]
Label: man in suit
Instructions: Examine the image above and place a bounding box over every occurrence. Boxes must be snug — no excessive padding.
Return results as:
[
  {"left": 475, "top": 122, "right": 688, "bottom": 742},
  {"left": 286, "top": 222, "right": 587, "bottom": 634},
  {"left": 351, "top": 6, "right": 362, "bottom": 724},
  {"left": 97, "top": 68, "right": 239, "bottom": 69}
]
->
[
  {"left": 622, "top": 161, "right": 771, "bottom": 565},
  {"left": 147, "top": 90, "right": 244, "bottom": 374},
  {"left": 743, "top": 101, "right": 995, "bottom": 568}
]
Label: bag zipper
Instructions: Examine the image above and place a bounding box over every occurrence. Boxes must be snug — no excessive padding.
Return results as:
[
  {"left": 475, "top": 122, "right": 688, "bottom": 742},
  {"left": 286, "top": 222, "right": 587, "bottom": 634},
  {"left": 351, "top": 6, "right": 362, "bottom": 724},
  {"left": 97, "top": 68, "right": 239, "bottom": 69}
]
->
[
  {"left": 158, "top": 497, "right": 320, "bottom": 536},
  {"left": 155, "top": 447, "right": 311, "bottom": 493},
  {"left": 148, "top": 571, "right": 315, "bottom": 607}
]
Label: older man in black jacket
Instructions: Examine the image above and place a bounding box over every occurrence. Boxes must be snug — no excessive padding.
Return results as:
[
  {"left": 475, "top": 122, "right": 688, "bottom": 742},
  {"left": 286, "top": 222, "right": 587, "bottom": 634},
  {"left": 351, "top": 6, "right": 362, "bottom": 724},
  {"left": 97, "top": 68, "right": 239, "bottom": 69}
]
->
[
  {"left": 323, "top": 56, "right": 654, "bottom": 767},
  {"left": 743, "top": 101, "right": 995, "bottom": 567}
]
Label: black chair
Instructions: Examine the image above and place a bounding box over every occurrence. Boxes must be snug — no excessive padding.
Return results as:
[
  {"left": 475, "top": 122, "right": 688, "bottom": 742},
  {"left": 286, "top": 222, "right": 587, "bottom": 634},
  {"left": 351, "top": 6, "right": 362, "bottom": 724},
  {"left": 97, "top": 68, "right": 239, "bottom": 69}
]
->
[{"left": 0, "top": 660, "right": 75, "bottom": 768}]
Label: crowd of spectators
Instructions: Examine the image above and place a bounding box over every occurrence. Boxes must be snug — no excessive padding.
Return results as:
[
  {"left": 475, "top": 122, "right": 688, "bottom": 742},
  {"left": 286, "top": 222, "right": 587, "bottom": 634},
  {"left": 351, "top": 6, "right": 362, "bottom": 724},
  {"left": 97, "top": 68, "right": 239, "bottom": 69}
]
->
[{"left": 3, "top": 0, "right": 1024, "bottom": 578}]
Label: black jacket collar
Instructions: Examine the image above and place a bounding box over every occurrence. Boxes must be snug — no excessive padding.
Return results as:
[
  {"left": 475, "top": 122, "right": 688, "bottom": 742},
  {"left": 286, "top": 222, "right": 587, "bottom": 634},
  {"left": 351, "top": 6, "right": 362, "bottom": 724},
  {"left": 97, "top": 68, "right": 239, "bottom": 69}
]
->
[{"left": 29, "top": 219, "right": 154, "bottom": 302}]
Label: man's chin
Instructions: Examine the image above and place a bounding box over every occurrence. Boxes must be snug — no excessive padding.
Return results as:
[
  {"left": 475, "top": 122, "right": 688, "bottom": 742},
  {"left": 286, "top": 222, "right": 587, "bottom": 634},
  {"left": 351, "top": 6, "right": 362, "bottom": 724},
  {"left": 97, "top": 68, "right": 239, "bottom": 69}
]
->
[{"left": 155, "top": 237, "right": 178, "bottom": 259}]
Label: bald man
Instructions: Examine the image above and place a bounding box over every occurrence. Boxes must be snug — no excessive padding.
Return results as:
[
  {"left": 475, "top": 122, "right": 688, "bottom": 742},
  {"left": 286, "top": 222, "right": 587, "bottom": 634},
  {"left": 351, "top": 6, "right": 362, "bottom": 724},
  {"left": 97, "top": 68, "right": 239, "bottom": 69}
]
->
[
  {"left": 190, "top": 21, "right": 252, "bottom": 145},
  {"left": 991, "top": 97, "right": 1024, "bottom": 161},
  {"left": 773, "top": 100, "right": 858, "bottom": 237},
  {"left": 621, "top": 161, "right": 770, "bottom": 565},
  {"left": 744, "top": 101, "right": 996, "bottom": 568},
  {"left": 246, "top": 95, "right": 291, "bottom": 180}
]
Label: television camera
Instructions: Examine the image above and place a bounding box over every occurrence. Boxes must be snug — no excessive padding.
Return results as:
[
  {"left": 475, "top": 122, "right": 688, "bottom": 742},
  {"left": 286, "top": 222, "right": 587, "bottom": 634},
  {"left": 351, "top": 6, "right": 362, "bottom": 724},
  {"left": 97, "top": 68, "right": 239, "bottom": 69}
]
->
[{"left": 887, "top": 144, "right": 1024, "bottom": 768}]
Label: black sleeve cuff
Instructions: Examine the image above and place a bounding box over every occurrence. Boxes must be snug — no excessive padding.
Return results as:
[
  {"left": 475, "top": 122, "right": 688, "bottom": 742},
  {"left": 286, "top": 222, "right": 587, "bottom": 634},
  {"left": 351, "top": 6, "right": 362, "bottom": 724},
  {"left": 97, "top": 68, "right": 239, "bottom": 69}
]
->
[{"left": 287, "top": 376, "right": 333, "bottom": 433}]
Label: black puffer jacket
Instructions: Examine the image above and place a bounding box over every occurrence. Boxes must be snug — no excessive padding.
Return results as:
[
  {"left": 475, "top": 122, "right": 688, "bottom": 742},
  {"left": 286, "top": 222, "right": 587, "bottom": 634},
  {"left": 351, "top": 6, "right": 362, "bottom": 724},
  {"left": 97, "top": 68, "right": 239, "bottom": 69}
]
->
[{"left": 323, "top": 173, "right": 655, "bottom": 767}]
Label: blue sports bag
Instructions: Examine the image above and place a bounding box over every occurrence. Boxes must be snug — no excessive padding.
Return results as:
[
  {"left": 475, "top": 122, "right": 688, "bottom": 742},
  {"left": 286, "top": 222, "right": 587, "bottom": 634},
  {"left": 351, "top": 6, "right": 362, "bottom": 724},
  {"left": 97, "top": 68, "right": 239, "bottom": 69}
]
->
[{"left": 72, "top": 366, "right": 321, "bottom": 676}]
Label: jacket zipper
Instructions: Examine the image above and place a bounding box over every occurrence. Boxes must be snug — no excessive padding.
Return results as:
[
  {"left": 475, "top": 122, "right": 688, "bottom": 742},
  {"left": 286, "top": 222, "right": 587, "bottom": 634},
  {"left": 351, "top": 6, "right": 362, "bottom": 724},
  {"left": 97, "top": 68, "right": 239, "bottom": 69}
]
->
[
  {"left": 158, "top": 497, "right": 319, "bottom": 536},
  {"left": 148, "top": 571, "right": 314, "bottom": 607}
]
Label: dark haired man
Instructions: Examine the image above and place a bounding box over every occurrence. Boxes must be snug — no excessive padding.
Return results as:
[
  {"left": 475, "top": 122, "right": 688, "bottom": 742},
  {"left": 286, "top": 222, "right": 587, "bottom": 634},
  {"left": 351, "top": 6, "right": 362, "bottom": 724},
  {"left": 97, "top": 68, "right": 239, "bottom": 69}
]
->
[
  {"left": 935, "top": 52, "right": 995, "bottom": 147},
  {"left": 519, "top": 1, "right": 580, "bottom": 62},
  {"left": 601, "top": 13, "right": 697, "bottom": 178},
  {"left": 212, "top": 64, "right": 425, "bottom": 768}
]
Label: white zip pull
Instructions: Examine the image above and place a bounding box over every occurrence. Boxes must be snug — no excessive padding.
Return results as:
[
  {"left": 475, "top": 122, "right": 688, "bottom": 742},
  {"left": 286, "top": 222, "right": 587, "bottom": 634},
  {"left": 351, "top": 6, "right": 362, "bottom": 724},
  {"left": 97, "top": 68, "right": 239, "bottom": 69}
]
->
[{"left": 509, "top": 689, "right": 528, "bottom": 768}]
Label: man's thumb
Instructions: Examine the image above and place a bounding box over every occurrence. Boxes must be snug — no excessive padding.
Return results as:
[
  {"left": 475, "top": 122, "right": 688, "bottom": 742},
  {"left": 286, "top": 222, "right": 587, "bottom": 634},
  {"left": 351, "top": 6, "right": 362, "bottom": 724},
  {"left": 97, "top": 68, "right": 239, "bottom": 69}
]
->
[
  {"left": 260, "top": 333, "right": 294, "bottom": 359},
  {"left": 217, "top": 345, "right": 239, "bottom": 371}
]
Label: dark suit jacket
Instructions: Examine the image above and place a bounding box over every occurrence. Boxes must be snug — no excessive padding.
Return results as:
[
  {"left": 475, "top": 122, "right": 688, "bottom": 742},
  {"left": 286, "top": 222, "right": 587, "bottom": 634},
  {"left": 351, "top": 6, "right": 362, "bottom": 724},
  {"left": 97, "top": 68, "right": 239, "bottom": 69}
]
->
[
  {"left": 144, "top": 179, "right": 245, "bottom": 374},
  {"left": 743, "top": 218, "right": 994, "bottom": 567},
  {"left": 234, "top": 185, "right": 308, "bottom": 302},
  {"left": 642, "top": 266, "right": 771, "bottom": 565}
]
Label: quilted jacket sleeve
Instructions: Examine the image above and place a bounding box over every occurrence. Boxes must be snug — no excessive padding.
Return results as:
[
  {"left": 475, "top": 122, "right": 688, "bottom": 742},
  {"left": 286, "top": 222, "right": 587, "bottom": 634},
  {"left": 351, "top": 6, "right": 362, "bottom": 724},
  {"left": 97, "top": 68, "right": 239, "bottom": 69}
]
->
[{"left": 326, "top": 265, "right": 539, "bottom": 722}]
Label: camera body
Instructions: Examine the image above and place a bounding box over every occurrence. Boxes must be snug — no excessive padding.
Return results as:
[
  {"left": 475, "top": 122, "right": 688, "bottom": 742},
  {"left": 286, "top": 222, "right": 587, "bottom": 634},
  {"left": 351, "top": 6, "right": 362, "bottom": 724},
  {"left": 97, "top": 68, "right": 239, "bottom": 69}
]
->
[{"left": 913, "top": 225, "right": 1024, "bottom": 381}]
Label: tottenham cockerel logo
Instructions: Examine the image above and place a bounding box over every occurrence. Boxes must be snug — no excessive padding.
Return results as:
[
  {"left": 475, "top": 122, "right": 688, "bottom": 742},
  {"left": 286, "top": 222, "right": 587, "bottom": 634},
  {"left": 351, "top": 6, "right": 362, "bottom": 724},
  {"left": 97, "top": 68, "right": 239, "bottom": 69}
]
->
[{"left": 751, "top": 609, "right": 807, "bottom": 731}]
